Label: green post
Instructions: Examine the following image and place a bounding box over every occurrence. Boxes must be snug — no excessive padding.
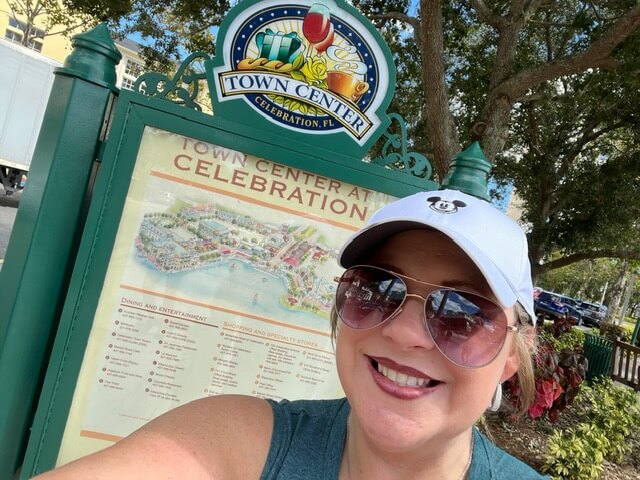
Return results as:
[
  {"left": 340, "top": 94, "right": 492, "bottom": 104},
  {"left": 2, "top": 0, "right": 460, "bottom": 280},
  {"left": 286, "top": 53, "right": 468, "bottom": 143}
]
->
[
  {"left": 441, "top": 141, "right": 492, "bottom": 201},
  {"left": 631, "top": 317, "right": 640, "bottom": 346},
  {"left": 0, "top": 24, "right": 120, "bottom": 478}
]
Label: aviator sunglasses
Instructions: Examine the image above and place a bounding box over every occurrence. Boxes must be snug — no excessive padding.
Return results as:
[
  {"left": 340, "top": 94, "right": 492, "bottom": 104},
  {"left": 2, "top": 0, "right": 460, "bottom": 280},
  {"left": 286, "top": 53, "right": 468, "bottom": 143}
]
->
[{"left": 334, "top": 265, "right": 518, "bottom": 368}]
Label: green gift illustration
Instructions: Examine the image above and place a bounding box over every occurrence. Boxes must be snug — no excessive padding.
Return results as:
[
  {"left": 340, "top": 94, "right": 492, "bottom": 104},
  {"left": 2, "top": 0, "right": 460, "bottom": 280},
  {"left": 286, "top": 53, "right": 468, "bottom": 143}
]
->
[{"left": 257, "top": 29, "right": 303, "bottom": 63}]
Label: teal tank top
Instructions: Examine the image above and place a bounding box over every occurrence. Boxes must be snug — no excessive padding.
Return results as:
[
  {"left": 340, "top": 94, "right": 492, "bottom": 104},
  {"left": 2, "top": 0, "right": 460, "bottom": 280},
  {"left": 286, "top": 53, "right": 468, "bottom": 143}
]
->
[{"left": 260, "top": 398, "right": 548, "bottom": 479}]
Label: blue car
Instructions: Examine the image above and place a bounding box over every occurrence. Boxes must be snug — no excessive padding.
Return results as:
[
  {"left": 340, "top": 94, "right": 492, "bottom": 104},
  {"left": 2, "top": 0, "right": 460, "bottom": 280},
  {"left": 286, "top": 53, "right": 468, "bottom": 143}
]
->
[{"left": 534, "top": 290, "right": 582, "bottom": 324}]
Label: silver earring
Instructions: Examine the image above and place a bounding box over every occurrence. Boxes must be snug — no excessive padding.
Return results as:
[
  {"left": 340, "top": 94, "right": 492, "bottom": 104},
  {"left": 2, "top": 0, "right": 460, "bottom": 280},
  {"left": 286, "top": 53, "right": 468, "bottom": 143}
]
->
[{"left": 489, "top": 383, "right": 502, "bottom": 412}]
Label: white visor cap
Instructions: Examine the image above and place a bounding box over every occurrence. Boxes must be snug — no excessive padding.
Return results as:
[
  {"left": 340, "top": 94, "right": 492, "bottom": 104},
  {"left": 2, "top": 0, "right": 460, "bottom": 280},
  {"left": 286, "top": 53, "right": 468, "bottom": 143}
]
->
[{"left": 338, "top": 189, "right": 536, "bottom": 324}]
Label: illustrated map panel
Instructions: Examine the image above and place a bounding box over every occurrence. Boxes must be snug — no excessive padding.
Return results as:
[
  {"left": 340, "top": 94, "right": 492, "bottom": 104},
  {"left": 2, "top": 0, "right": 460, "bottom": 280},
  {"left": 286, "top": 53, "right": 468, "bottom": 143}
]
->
[{"left": 56, "top": 127, "right": 394, "bottom": 463}]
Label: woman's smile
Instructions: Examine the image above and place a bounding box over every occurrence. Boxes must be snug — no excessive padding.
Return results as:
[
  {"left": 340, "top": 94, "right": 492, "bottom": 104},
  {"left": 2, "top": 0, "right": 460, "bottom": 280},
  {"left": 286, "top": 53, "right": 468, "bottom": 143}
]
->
[{"left": 366, "top": 355, "right": 444, "bottom": 399}]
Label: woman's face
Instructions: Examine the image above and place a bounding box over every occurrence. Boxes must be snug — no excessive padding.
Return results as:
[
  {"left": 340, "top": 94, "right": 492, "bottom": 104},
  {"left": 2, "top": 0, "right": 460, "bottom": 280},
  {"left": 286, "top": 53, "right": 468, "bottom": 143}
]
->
[{"left": 335, "top": 229, "right": 519, "bottom": 452}]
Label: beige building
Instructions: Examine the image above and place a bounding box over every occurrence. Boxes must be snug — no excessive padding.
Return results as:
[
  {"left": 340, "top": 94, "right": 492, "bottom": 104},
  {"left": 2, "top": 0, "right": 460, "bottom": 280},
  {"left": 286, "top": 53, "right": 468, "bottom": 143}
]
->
[
  {"left": 505, "top": 190, "right": 525, "bottom": 223},
  {"left": 0, "top": 0, "right": 145, "bottom": 89}
]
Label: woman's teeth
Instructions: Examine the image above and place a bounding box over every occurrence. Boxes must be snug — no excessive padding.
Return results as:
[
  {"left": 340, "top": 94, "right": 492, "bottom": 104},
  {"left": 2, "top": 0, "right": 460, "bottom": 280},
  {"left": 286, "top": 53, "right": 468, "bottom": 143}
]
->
[{"left": 377, "top": 364, "right": 432, "bottom": 387}]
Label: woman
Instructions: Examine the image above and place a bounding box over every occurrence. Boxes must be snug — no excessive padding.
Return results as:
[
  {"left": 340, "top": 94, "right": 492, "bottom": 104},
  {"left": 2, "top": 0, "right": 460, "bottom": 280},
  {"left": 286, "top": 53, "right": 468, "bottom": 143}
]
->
[{"left": 36, "top": 189, "right": 545, "bottom": 479}]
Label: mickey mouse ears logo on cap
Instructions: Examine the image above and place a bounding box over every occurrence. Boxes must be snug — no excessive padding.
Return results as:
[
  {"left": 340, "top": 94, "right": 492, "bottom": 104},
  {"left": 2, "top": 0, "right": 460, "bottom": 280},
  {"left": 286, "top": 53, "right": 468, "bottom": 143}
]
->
[{"left": 427, "top": 196, "right": 467, "bottom": 214}]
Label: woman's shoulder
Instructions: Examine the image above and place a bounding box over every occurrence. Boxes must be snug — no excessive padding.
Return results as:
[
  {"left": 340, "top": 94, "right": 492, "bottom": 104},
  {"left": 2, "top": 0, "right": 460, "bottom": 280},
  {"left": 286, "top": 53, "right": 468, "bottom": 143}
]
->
[
  {"left": 137, "top": 394, "right": 275, "bottom": 474},
  {"left": 471, "top": 429, "right": 550, "bottom": 479}
]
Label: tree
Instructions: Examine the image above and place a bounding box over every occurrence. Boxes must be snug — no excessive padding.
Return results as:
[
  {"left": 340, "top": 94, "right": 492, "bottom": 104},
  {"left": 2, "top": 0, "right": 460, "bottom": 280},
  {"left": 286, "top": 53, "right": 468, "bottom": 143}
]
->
[
  {"left": 355, "top": 0, "right": 640, "bottom": 179},
  {"left": 603, "top": 259, "right": 629, "bottom": 324},
  {"left": 6, "top": 0, "right": 95, "bottom": 48},
  {"left": 616, "top": 269, "right": 638, "bottom": 323},
  {"left": 536, "top": 258, "right": 618, "bottom": 301},
  {"left": 354, "top": 1, "right": 640, "bottom": 277},
  {"left": 539, "top": 258, "right": 640, "bottom": 328},
  {"left": 495, "top": 68, "right": 640, "bottom": 278},
  {"left": 65, "top": 0, "right": 227, "bottom": 68},
  {"left": 62, "top": 1, "right": 640, "bottom": 172}
]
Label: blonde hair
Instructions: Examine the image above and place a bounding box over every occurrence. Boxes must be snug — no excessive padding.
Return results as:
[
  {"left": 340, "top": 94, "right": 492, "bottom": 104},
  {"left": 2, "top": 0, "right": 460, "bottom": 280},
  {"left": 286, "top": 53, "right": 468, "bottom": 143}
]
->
[{"left": 508, "top": 302, "right": 538, "bottom": 416}]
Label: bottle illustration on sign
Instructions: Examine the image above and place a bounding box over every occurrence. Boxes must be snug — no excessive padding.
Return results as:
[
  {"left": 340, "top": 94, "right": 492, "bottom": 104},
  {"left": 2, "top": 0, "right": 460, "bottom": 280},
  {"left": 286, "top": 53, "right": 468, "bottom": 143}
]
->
[{"left": 236, "top": 3, "right": 369, "bottom": 113}]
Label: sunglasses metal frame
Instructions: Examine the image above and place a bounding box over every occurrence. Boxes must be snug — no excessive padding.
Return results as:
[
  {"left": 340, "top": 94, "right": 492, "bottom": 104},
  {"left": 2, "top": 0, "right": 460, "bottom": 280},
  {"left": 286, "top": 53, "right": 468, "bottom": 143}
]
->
[{"left": 334, "top": 265, "right": 518, "bottom": 368}]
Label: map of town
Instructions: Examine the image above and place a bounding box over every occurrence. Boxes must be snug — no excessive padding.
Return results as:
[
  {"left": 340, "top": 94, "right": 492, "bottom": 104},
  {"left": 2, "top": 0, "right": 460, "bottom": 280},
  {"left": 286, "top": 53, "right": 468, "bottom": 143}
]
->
[{"left": 135, "top": 200, "right": 337, "bottom": 319}]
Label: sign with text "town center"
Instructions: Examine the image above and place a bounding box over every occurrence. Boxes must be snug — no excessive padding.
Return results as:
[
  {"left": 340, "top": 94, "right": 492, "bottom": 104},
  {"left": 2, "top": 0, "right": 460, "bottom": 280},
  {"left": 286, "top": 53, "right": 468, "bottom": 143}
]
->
[{"left": 212, "top": 0, "right": 394, "bottom": 150}]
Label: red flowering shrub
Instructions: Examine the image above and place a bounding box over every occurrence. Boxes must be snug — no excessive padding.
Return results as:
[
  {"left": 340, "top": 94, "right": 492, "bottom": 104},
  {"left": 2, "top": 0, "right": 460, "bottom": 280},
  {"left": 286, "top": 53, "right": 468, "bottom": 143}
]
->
[
  {"left": 505, "top": 335, "right": 587, "bottom": 422},
  {"left": 529, "top": 377, "right": 564, "bottom": 419},
  {"left": 550, "top": 315, "right": 575, "bottom": 338}
]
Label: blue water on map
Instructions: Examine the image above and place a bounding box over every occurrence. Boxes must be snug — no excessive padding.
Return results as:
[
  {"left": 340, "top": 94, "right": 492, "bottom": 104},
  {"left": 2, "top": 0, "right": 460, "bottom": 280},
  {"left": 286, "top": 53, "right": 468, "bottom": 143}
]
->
[{"left": 131, "top": 254, "right": 330, "bottom": 331}]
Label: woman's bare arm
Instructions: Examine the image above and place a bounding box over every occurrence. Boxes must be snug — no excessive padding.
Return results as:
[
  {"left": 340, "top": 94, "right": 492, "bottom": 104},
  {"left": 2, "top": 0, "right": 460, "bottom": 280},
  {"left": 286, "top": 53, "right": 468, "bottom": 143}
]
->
[{"left": 33, "top": 394, "right": 274, "bottom": 479}]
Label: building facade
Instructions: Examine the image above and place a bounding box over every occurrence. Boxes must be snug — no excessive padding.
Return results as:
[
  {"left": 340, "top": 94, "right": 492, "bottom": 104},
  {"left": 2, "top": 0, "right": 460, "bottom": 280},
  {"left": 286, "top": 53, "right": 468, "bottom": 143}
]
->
[{"left": 0, "top": 0, "right": 144, "bottom": 89}]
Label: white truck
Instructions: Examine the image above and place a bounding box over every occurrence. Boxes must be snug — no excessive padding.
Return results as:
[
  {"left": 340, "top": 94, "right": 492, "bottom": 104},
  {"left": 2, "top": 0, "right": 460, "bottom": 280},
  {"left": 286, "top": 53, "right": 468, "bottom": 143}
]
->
[{"left": 0, "top": 39, "right": 61, "bottom": 195}]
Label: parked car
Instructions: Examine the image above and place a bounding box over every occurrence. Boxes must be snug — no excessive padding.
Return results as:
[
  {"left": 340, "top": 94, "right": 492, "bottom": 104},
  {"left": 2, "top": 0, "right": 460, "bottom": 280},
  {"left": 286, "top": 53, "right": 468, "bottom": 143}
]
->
[
  {"left": 534, "top": 290, "right": 569, "bottom": 321},
  {"left": 534, "top": 290, "right": 583, "bottom": 325},
  {"left": 578, "top": 301, "right": 607, "bottom": 328},
  {"left": 555, "top": 294, "right": 584, "bottom": 326}
]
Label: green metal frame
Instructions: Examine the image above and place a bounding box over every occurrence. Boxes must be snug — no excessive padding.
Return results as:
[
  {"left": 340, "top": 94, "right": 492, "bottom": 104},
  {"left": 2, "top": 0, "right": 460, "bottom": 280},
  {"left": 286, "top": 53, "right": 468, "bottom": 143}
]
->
[
  {"left": 0, "top": 24, "right": 121, "bottom": 479},
  {"left": 21, "top": 88, "right": 437, "bottom": 476}
]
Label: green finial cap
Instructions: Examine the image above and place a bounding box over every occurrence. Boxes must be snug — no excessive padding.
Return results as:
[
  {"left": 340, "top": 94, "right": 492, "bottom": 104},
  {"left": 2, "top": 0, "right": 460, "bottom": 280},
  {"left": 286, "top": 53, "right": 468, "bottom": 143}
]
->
[
  {"left": 441, "top": 141, "right": 492, "bottom": 201},
  {"left": 56, "top": 23, "right": 122, "bottom": 91}
]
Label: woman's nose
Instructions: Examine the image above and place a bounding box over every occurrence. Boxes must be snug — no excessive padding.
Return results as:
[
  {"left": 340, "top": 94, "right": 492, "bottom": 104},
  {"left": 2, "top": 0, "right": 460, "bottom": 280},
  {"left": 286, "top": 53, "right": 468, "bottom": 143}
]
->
[{"left": 380, "top": 294, "right": 437, "bottom": 350}]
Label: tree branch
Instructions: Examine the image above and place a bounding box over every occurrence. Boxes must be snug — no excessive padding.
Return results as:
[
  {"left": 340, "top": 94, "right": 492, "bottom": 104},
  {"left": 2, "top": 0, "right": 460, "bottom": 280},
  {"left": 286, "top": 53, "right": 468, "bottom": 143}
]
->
[
  {"left": 492, "top": 4, "right": 640, "bottom": 102},
  {"left": 550, "top": 117, "right": 624, "bottom": 205},
  {"left": 580, "top": 121, "right": 626, "bottom": 146},
  {"left": 536, "top": 249, "right": 640, "bottom": 275},
  {"left": 369, "top": 12, "right": 420, "bottom": 32},
  {"left": 470, "top": 0, "right": 506, "bottom": 30},
  {"left": 45, "top": 21, "right": 92, "bottom": 38},
  {"left": 527, "top": 19, "right": 577, "bottom": 28}
]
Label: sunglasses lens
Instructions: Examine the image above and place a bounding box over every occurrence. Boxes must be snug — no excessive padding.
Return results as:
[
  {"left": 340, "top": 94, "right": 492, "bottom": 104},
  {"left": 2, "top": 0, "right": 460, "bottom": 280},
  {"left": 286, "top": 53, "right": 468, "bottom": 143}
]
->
[
  {"left": 425, "top": 290, "right": 508, "bottom": 367},
  {"left": 336, "top": 266, "right": 405, "bottom": 329},
  {"left": 335, "top": 266, "right": 510, "bottom": 368}
]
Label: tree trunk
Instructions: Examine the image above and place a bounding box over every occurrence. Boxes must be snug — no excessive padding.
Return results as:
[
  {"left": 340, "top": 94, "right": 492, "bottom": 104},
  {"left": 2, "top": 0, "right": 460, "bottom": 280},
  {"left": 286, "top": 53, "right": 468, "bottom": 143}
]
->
[
  {"left": 617, "top": 272, "right": 637, "bottom": 325},
  {"left": 419, "top": 0, "right": 460, "bottom": 179},
  {"left": 477, "top": 95, "right": 514, "bottom": 162},
  {"left": 529, "top": 240, "right": 546, "bottom": 281},
  {"left": 602, "top": 260, "right": 629, "bottom": 326}
]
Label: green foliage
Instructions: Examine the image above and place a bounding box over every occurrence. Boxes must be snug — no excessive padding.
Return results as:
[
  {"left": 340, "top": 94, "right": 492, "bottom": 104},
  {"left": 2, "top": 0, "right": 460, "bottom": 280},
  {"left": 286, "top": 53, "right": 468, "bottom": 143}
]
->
[
  {"left": 539, "top": 325, "right": 585, "bottom": 353},
  {"left": 63, "top": 0, "right": 130, "bottom": 21},
  {"left": 496, "top": 68, "right": 640, "bottom": 278},
  {"left": 7, "top": 0, "right": 96, "bottom": 43},
  {"left": 543, "top": 423, "right": 606, "bottom": 480},
  {"left": 543, "top": 377, "right": 640, "bottom": 478},
  {"left": 66, "top": 0, "right": 228, "bottom": 68},
  {"left": 598, "top": 323, "right": 631, "bottom": 342},
  {"left": 574, "top": 377, "right": 640, "bottom": 462},
  {"left": 536, "top": 258, "right": 619, "bottom": 304}
]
